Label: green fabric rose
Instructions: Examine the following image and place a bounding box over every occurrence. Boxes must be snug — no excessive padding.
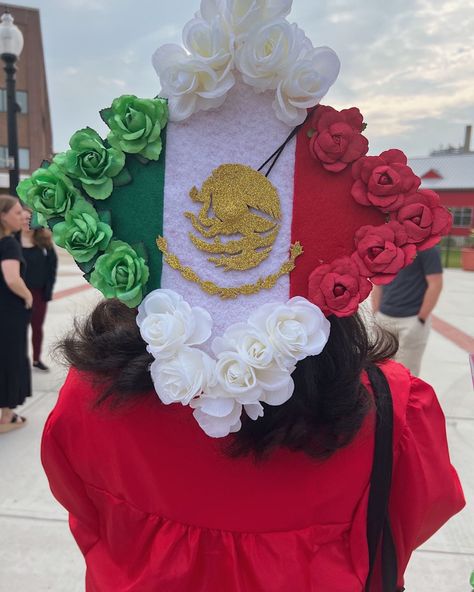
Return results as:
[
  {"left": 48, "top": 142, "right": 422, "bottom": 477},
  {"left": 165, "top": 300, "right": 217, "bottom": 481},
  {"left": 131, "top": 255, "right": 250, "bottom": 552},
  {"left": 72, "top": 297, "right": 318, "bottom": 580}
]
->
[
  {"left": 54, "top": 127, "right": 125, "bottom": 201},
  {"left": 102, "top": 95, "right": 168, "bottom": 161},
  {"left": 90, "top": 240, "right": 149, "bottom": 307},
  {"left": 17, "top": 165, "right": 81, "bottom": 225},
  {"left": 52, "top": 198, "right": 113, "bottom": 263}
]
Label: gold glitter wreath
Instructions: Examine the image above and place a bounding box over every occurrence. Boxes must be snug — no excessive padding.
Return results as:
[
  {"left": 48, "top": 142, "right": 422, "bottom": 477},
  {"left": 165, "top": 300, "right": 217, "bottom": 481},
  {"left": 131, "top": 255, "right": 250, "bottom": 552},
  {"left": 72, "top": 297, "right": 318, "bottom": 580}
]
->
[{"left": 156, "top": 236, "right": 303, "bottom": 299}]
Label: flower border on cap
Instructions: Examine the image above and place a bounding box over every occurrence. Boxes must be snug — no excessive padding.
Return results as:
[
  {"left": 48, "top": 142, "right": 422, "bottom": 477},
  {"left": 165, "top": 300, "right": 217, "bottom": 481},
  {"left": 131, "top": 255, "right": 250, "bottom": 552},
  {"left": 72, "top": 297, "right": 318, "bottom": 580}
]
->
[
  {"left": 305, "top": 106, "right": 452, "bottom": 317},
  {"left": 152, "top": 0, "right": 341, "bottom": 125},
  {"left": 18, "top": 95, "right": 169, "bottom": 308},
  {"left": 137, "top": 289, "right": 331, "bottom": 438}
]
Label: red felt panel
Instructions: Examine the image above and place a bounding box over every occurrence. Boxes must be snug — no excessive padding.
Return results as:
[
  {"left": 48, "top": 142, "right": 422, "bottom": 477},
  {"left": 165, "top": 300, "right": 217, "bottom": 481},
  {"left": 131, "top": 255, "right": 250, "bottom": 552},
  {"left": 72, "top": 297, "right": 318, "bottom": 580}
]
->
[{"left": 290, "top": 115, "right": 385, "bottom": 298}]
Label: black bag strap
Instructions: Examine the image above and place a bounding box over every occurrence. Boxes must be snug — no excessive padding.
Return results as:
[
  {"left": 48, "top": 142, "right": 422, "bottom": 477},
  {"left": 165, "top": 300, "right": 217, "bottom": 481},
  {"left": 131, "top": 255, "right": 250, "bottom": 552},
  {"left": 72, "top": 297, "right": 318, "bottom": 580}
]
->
[{"left": 365, "top": 364, "right": 401, "bottom": 592}]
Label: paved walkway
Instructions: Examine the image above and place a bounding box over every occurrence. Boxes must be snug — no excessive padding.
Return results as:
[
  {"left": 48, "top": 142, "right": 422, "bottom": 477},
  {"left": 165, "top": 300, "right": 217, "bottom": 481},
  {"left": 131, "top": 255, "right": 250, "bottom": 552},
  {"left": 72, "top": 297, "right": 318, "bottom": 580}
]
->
[{"left": 0, "top": 251, "right": 472, "bottom": 591}]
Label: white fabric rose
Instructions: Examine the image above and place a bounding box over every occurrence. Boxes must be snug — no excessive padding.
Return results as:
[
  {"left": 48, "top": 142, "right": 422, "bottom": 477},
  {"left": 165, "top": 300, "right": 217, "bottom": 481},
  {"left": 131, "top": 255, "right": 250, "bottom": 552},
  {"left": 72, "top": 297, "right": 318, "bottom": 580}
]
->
[
  {"left": 213, "top": 322, "right": 275, "bottom": 369},
  {"left": 152, "top": 2, "right": 341, "bottom": 124},
  {"left": 244, "top": 402, "right": 264, "bottom": 420},
  {"left": 183, "top": 14, "right": 233, "bottom": 71},
  {"left": 137, "top": 289, "right": 212, "bottom": 359},
  {"left": 257, "top": 367, "right": 294, "bottom": 405},
  {"left": 200, "top": 0, "right": 293, "bottom": 41},
  {"left": 273, "top": 46, "right": 340, "bottom": 125},
  {"left": 214, "top": 351, "right": 263, "bottom": 403},
  {"left": 249, "top": 296, "right": 330, "bottom": 366},
  {"left": 191, "top": 395, "right": 242, "bottom": 437},
  {"left": 213, "top": 321, "right": 295, "bottom": 405},
  {"left": 235, "top": 19, "right": 310, "bottom": 92},
  {"left": 152, "top": 43, "right": 235, "bottom": 121},
  {"left": 151, "top": 347, "right": 216, "bottom": 406},
  {"left": 138, "top": 289, "right": 329, "bottom": 438}
]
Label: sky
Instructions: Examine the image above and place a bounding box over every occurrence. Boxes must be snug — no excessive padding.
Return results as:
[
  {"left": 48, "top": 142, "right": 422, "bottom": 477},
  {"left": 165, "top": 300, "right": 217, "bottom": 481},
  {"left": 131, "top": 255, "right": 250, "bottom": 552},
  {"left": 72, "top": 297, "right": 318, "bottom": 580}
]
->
[{"left": 9, "top": 0, "right": 474, "bottom": 156}]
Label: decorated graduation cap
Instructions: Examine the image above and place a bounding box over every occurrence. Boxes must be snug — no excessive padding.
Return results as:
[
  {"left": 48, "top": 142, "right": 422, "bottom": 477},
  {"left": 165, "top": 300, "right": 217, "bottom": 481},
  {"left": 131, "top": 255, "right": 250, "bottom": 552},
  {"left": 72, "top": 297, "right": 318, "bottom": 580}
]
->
[{"left": 18, "top": 0, "right": 452, "bottom": 437}]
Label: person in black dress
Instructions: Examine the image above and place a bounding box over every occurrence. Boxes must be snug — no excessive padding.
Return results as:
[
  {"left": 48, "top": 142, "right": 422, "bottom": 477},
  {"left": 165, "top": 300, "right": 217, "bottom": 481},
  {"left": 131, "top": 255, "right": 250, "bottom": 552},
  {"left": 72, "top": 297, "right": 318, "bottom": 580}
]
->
[
  {"left": 21, "top": 208, "right": 58, "bottom": 371},
  {"left": 0, "top": 195, "right": 33, "bottom": 433}
]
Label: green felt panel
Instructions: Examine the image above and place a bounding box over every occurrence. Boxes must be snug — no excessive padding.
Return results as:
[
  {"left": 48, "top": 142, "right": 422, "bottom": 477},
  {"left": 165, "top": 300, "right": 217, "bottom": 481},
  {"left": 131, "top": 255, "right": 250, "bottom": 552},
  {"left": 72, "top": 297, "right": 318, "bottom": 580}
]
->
[{"left": 94, "top": 132, "right": 166, "bottom": 293}]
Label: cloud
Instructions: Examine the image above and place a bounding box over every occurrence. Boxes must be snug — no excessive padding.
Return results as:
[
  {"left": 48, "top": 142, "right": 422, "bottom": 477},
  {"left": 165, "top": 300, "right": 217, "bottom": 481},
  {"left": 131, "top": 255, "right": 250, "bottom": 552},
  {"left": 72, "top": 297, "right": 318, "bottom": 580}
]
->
[
  {"left": 310, "top": 0, "right": 474, "bottom": 154},
  {"left": 153, "top": 24, "right": 182, "bottom": 42},
  {"left": 96, "top": 75, "right": 127, "bottom": 89},
  {"left": 24, "top": 0, "right": 471, "bottom": 157},
  {"left": 327, "top": 12, "right": 354, "bottom": 24},
  {"left": 56, "top": 0, "right": 108, "bottom": 10}
]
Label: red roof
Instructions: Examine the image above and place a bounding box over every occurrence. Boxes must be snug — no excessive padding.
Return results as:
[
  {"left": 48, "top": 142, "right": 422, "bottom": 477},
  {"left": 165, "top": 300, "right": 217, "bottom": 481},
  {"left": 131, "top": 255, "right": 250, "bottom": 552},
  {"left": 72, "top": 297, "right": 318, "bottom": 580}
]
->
[{"left": 421, "top": 168, "right": 443, "bottom": 180}]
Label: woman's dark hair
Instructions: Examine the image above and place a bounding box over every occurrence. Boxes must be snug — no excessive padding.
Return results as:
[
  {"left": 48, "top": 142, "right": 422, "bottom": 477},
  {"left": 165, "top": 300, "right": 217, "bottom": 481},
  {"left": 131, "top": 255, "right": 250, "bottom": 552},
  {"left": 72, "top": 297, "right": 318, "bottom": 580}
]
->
[
  {"left": 33, "top": 228, "right": 54, "bottom": 250},
  {"left": 22, "top": 206, "right": 54, "bottom": 249},
  {"left": 58, "top": 299, "right": 397, "bottom": 459}
]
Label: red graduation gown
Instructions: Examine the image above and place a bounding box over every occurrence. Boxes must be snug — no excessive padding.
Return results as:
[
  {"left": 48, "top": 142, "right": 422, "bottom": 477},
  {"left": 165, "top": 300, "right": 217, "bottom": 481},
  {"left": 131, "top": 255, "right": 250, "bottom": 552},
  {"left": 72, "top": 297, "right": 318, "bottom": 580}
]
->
[{"left": 41, "top": 360, "right": 465, "bottom": 591}]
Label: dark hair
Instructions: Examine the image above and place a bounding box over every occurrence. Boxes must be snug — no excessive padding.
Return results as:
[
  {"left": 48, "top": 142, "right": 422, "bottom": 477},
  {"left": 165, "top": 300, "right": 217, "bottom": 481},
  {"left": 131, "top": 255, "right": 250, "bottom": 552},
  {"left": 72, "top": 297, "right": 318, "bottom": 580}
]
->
[
  {"left": 58, "top": 299, "right": 397, "bottom": 459},
  {"left": 22, "top": 206, "right": 54, "bottom": 249},
  {"left": 33, "top": 228, "right": 54, "bottom": 250}
]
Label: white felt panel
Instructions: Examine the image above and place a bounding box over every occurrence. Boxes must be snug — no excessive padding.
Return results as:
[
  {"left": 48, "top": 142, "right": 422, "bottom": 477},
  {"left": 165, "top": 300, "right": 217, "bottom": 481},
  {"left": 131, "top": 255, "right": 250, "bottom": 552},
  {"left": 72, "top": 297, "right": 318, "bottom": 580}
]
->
[{"left": 161, "top": 77, "right": 296, "bottom": 344}]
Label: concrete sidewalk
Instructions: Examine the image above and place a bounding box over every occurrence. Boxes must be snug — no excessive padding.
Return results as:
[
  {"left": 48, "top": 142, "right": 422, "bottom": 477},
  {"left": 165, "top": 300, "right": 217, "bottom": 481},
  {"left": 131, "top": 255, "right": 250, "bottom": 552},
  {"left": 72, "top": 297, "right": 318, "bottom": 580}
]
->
[{"left": 0, "top": 252, "right": 472, "bottom": 591}]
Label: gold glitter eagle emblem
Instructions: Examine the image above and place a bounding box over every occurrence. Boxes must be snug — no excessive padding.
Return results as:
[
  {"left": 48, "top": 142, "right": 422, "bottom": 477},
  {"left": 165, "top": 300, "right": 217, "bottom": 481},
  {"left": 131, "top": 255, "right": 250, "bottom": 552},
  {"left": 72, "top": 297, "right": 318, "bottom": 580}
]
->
[{"left": 185, "top": 164, "right": 281, "bottom": 271}]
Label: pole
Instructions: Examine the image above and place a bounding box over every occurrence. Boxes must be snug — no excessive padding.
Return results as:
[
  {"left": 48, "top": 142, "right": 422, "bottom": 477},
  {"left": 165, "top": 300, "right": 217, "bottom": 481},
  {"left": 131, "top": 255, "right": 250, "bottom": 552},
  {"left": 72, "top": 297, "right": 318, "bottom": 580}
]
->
[
  {"left": 2, "top": 52, "right": 20, "bottom": 196},
  {"left": 445, "top": 234, "right": 451, "bottom": 267}
]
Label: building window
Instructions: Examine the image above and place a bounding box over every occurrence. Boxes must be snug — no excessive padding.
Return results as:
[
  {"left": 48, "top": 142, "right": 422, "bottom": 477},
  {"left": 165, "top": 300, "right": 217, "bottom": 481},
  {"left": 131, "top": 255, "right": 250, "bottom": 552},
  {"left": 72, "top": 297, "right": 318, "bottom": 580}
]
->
[
  {"left": 0, "top": 146, "right": 30, "bottom": 171},
  {"left": 0, "top": 89, "right": 29, "bottom": 114},
  {"left": 0, "top": 145, "right": 8, "bottom": 168},
  {"left": 451, "top": 207, "right": 473, "bottom": 228},
  {"left": 19, "top": 148, "right": 30, "bottom": 170}
]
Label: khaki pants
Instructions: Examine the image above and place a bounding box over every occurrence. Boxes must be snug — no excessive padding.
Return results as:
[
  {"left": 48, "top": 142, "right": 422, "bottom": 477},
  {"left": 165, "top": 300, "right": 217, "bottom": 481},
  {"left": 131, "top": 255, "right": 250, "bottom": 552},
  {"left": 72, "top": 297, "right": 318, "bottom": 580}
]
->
[{"left": 376, "top": 312, "right": 431, "bottom": 376}]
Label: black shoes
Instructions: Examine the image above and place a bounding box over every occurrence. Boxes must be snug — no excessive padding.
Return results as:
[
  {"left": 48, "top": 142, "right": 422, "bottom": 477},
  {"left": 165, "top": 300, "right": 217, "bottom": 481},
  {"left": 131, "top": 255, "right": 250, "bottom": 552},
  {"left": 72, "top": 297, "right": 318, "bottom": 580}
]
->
[{"left": 33, "top": 360, "right": 49, "bottom": 372}]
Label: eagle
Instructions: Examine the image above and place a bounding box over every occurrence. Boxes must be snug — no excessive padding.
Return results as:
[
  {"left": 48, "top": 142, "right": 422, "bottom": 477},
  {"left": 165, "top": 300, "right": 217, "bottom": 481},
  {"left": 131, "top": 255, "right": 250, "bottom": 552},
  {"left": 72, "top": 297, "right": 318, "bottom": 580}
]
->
[{"left": 185, "top": 164, "right": 282, "bottom": 271}]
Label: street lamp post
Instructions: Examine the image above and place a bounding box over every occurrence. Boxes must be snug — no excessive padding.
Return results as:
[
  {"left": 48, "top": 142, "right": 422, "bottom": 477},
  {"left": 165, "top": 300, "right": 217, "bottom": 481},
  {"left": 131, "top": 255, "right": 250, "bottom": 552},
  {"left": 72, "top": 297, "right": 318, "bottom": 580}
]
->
[{"left": 0, "top": 11, "right": 24, "bottom": 196}]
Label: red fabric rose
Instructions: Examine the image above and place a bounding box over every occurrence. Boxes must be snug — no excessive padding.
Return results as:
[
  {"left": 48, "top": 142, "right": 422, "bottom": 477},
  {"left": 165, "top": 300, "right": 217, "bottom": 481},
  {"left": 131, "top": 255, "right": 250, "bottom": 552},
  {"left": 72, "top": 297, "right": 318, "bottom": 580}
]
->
[
  {"left": 308, "top": 257, "right": 372, "bottom": 317},
  {"left": 351, "top": 222, "right": 417, "bottom": 285},
  {"left": 392, "top": 189, "right": 452, "bottom": 251},
  {"left": 351, "top": 149, "right": 421, "bottom": 212},
  {"left": 308, "top": 106, "right": 369, "bottom": 173}
]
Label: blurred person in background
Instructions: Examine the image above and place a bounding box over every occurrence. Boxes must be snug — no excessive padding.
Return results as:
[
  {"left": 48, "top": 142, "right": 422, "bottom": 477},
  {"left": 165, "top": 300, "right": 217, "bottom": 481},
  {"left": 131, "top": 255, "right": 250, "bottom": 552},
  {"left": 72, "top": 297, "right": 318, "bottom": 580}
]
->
[
  {"left": 21, "top": 208, "right": 58, "bottom": 372},
  {"left": 372, "top": 246, "right": 443, "bottom": 376},
  {"left": 0, "top": 195, "right": 32, "bottom": 433}
]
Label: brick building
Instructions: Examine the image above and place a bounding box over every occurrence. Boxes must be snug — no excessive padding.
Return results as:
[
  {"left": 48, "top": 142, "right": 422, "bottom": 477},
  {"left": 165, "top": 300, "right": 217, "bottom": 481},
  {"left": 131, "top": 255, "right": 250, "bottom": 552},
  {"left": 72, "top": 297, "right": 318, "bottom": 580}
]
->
[{"left": 0, "top": 4, "right": 52, "bottom": 190}]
